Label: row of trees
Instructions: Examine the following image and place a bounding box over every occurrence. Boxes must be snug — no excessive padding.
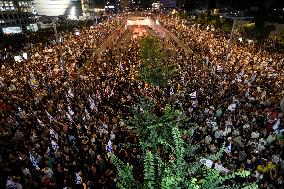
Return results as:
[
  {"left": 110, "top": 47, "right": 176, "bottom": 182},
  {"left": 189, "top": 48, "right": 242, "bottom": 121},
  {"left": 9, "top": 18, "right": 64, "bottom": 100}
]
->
[
  {"left": 109, "top": 36, "right": 258, "bottom": 189},
  {"left": 175, "top": 12, "right": 283, "bottom": 46}
]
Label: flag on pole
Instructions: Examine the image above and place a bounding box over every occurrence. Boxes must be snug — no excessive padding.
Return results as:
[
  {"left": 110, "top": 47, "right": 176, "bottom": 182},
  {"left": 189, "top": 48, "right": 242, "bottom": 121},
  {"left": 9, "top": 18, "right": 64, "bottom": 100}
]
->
[
  {"left": 228, "top": 97, "right": 239, "bottom": 111},
  {"left": 45, "top": 110, "right": 55, "bottom": 123},
  {"left": 106, "top": 139, "right": 113, "bottom": 153},
  {"left": 83, "top": 108, "right": 90, "bottom": 121},
  {"left": 170, "top": 87, "right": 174, "bottom": 96},
  {"left": 68, "top": 87, "right": 74, "bottom": 98},
  {"left": 89, "top": 95, "right": 97, "bottom": 112},
  {"left": 51, "top": 140, "right": 59, "bottom": 151},
  {"left": 66, "top": 112, "right": 74, "bottom": 123},
  {"left": 224, "top": 143, "right": 232, "bottom": 154},
  {"left": 29, "top": 152, "right": 40, "bottom": 170},
  {"left": 190, "top": 91, "right": 197, "bottom": 99},
  {"left": 68, "top": 105, "right": 74, "bottom": 116},
  {"left": 50, "top": 128, "right": 58, "bottom": 140},
  {"left": 273, "top": 119, "right": 281, "bottom": 134},
  {"left": 37, "top": 118, "right": 45, "bottom": 127}
]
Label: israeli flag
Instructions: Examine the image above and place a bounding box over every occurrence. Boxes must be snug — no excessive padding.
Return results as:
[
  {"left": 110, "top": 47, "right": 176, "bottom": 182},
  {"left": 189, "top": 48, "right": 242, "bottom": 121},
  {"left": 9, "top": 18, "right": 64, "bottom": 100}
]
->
[
  {"left": 68, "top": 88, "right": 74, "bottom": 98},
  {"left": 106, "top": 139, "right": 113, "bottom": 153},
  {"left": 29, "top": 152, "right": 40, "bottom": 170},
  {"left": 51, "top": 140, "right": 59, "bottom": 151},
  {"left": 84, "top": 108, "right": 90, "bottom": 121},
  {"left": 75, "top": 172, "right": 82, "bottom": 184},
  {"left": 251, "top": 73, "right": 257, "bottom": 82},
  {"left": 200, "top": 158, "right": 213, "bottom": 168},
  {"left": 89, "top": 95, "right": 97, "bottom": 112},
  {"left": 224, "top": 143, "right": 232, "bottom": 154},
  {"left": 170, "top": 87, "right": 174, "bottom": 96},
  {"left": 50, "top": 128, "right": 58, "bottom": 140},
  {"left": 66, "top": 112, "right": 74, "bottom": 123},
  {"left": 68, "top": 105, "right": 74, "bottom": 116},
  {"left": 190, "top": 91, "right": 197, "bottom": 99},
  {"left": 211, "top": 121, "right": 217, "bottom": 129},
  {"left": 228, "top": 97, "right": 239, "bottom": 111},
  {"left": 273, "top": 119, "right": 284, "bottom": 134},
  {"left": 37, "top": 118, "right": 45, "bottom": 127}
]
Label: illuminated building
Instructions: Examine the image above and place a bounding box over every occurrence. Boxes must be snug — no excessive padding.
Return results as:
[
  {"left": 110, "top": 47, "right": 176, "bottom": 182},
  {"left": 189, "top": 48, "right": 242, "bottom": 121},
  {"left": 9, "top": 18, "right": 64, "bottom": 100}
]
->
[
  {"left": 160, "top": 0, "right": 176, "bottom": 8},
  {"left": 33, "top": 0, "right": 82, "bottom": 17},
  {"left": 0, "top": 0, "right": 38, "bottom": 34}
]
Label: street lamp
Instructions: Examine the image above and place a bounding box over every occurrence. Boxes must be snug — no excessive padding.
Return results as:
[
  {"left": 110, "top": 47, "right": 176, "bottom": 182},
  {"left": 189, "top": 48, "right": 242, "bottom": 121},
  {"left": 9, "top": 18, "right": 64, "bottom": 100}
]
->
[
  {"left": 223, "top": 16, "right": 253, "bottom": 69},
  {"left": 53, "top": 22, "right": 68, "bottom": 79}
]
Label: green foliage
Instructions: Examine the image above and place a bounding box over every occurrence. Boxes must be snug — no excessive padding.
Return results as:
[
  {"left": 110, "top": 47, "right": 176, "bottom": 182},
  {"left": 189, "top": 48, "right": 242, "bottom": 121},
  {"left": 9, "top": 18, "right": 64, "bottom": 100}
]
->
[
  {"left": 113, "top": 99, "right": 257, "bottom": 189},
  {"left": 279, "top": 30, "right": 284, "bottom": 46},
  {"left": 144, "top": 151, "right": 155, "bottom": 189},
  {"left": 194, "top": 15, "right": 233, "bottom": 34},
  {"left": 138, "top": 36, "right": 176, "bottom": 87},
  {"left": 239, "top": 22, "right": 256, "bottom": 39},
  {"left": 205, "top": 142, "right": 226, "bottom": 161},
  {"left": 127, "top": 97, "right": 196, "bottom": 153},
  {"left": 108, "top": 153, "right": 136, "bottom": 189},
  {"left": 238, "top": 21, "right": 275, "bottom": 42}
]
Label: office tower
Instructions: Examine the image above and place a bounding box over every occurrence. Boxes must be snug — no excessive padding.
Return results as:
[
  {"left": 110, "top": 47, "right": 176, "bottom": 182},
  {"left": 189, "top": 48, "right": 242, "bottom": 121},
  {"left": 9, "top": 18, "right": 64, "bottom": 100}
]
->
[{"left": 0, "top": 0, "right": 38, "bottom": 34}]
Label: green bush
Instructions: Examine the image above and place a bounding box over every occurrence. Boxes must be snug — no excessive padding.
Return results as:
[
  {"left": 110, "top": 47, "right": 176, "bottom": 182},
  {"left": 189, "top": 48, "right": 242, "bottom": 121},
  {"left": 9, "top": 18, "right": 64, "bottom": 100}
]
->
[
  {"left": 138, "top": 36, "right": 176, "bottom": 87},
  {"left": 110, "top": 99, "right": 258, "bottom": 189}
]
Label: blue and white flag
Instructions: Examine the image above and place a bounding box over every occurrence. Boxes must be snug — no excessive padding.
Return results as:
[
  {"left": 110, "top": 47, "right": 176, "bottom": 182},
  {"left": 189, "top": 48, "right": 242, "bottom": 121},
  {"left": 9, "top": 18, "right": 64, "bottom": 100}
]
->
[
  {"left": 190, "top": 91, "right": 197, "bottom": 99},
  {"left": 29, "top": 152, "right": 40, "bottom": 170},
  {"left": 224, "top": 143, "right": 232, "bottom": 154},
  {"left": 83, "top": 108, "right": 90, "bottom": 121},
  {"left": 251, "top": 72, "right": 257, "bottom": 82},
  {"left": 170, "top": 87, "right": 174, "bottom": 96},
  {"left": 68, "top": 105, "right": 74, "bottom": 116},
  {"left": 68, "top": 87, "right": 74, "bottom": 98},
  {"left": 106, "top": 139, "right": 113, "bottom": 153},
  {"left": 89, "top": 95, "right": 97, "bottom": 112},
  {"left": 51, "top": 140, "right": 59, "bottom": 151},
  {"left": 45, "top": 110, "right": 55, "bottom": 123},
  {"left": 228, "top": 97, "right": 239, "bottom": 111},
  {"left": 66, "top": 112, "right": 74, "bottom": 123},
  {"left": 37, "top": 118, "right": 45, "bottom": 127},
  {"left": 50, "top": 128, "right": 58, "bottom": 140},
  {"left": 273, "top": 119, "right": 284, "bottom": 134}
]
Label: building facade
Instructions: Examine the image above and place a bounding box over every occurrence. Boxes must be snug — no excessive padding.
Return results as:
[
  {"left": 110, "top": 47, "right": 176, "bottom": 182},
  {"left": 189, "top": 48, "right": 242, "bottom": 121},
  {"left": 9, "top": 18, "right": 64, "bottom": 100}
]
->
[
  {"left": 0, "top": 0, "right": 38, "bottom": 34},
  {"left": 33, "top": 0, "right": 82, "bottom": 17},
  {"left": 160, "top": 0, "right": 177, "bottom": 8}
]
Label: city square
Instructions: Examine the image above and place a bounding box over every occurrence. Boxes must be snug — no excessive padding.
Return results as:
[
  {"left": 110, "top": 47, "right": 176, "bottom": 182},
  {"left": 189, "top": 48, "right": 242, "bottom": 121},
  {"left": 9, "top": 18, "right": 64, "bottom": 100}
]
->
[{"left": 0, "top": 1, "right": 284, "bottom": 189}]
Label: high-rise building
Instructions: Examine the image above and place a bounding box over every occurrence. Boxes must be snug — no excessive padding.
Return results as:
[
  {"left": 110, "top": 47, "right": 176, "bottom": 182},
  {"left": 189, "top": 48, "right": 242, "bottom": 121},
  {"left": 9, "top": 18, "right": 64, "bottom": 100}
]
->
[
  {"left": 160, "top": 0, "right": 177, "bottom": 8},
  {"left": 33, "top": 0, "right": 82, "bottom": 17},
  {"left": 0, "top": 0, "right": 38, "bottom": 34}
]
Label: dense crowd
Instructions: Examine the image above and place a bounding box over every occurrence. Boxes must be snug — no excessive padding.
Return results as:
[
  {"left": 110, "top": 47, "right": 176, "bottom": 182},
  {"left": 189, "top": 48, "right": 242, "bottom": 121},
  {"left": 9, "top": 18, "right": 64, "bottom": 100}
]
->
[
  {"left": 160, "top": 16, "right": 284, "bottom": 188},
  {"left": 0, "top": 13, "right": 284, "bottom": 189}
]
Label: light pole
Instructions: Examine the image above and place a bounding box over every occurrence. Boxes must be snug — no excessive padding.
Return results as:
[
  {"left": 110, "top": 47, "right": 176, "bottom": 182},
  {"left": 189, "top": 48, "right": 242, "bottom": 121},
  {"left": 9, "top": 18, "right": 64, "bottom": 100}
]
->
[
  {"left": 224, "top": 18, "right": 237, "bottom": 68},
  {"left": 53, "top": 22, "right": 68, "bottom": 79},
  {"left": 223, "top": 16, "right": 253, "bottom": 69}
]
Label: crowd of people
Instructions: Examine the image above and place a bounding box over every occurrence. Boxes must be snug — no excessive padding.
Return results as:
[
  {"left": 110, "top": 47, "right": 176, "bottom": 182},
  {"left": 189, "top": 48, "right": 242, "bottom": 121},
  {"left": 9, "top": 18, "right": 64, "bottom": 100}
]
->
[
  {"left": 160, "top": 16, "right": 284, "bottom": 188},
  {"left": 0, "top": 13, "right": 284, "bottom": 189}
]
